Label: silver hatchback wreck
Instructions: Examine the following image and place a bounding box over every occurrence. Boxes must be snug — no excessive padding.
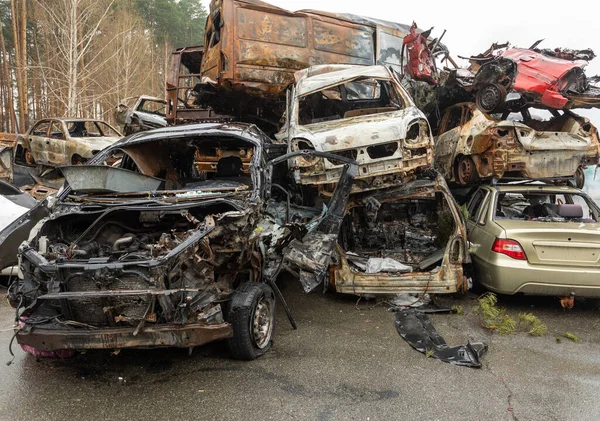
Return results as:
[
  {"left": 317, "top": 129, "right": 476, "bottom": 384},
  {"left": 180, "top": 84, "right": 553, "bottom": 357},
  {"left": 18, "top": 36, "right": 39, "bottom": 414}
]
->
[{"left": 277, "top": 65, "right": 433, "bottom": 194}]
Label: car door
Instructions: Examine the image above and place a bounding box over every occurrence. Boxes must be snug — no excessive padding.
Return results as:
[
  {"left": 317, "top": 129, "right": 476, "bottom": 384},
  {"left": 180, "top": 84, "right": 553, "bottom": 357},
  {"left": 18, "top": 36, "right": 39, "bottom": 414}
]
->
[
  {"left": 434, "top": 106, "right": 464, "bottom": 179},
  {"left": 46, "top": 120, "right": 68, "bottom": 166},
  {"left": 465, "top": 188, "right": 493, "bottom": 261},
  {"left": 28, "top": 120, "right": 52, "bottom": 165}
]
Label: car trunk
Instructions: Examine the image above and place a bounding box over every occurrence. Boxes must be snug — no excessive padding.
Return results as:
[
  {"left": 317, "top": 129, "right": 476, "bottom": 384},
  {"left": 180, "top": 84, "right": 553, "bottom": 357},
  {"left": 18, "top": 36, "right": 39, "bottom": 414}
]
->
[{"left": 498, "top": 220, "right": 600, "bottom": 268}]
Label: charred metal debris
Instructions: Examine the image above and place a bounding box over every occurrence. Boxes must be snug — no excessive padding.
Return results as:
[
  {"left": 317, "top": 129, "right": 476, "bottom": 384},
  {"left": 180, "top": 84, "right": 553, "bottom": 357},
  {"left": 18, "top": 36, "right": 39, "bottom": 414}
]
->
[{"left": 3, "top": 0, "right": 600, "bottom": 359}]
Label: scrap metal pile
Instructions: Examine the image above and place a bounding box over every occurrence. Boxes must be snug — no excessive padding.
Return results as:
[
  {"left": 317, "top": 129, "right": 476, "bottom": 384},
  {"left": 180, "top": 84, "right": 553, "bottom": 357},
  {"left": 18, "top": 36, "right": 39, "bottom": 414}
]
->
[{"left": 2, "top": 0, "right": 600, "bottom": 362}]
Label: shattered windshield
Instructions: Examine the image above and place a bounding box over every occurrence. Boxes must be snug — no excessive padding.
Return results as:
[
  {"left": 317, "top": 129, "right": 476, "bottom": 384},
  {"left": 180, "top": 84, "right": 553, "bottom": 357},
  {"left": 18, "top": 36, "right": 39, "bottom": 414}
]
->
[
  {"left": 66, "top": 136, "right": 257, "bottom": 201},
  {"left": 494, "top": 191, "right": 598, "bottom": 223},
  {"left": 298, "top": 77, "right": 404, "bottom": 125}
]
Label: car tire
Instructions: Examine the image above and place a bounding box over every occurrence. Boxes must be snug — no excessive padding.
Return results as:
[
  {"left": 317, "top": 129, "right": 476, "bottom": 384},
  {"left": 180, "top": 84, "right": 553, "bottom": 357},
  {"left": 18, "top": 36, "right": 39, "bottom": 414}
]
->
[
  {"left": 455, "top": 156, "right": 479, "bottom": 186},
  {"left": 227, "top": 282, "right": 276, "bottom": 360},
  {"left": 24, "top": 148, "right": 36, "bottom": 166},
  {"left": 476, "top": 83, "right": 507, "bottom": 113},
  {"left": 574, "top": 166, "right": 585, "bottom": 189}
]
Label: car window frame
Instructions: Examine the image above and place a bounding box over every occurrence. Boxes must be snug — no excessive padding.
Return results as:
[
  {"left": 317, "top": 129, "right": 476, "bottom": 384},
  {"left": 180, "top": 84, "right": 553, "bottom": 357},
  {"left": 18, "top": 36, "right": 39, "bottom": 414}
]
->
[
  {"left": 31, "top": 120, "right": 51, "bottom": 137},
  {"left": 49, "top": 120, "right": 66, "bottom": 140}
]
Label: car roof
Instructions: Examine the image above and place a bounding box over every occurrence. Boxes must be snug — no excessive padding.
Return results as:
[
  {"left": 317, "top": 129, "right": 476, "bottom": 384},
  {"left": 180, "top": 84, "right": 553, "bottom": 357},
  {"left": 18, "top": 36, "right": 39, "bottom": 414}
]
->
[
  {"left": 35, "top": 118, "right": 111, "bottom": 123},
  {"left": 108, "top": 122, "right": 272, "bottom": 150}
]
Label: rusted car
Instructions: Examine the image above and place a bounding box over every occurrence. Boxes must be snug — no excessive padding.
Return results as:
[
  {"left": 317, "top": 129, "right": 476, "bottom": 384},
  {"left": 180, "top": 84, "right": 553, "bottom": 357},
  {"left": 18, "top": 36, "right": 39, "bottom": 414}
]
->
[
  {"left": 276, "top": 64, "right": 433, "bottom": 193},
  {"left": 15, "top": 118, "right": 122, "bottom": 167},
  {"left": 0, "top": 133, "right": 17, "bottom": 184},
  {"left": 466, "top": 47, "right": 600, "bottom": 113},
  {"left": 434, "top": 102, "right": 599, "bottom": 187},
  {"left": 6, "top": 123, "right": 356, "bottom": 359},
  {"left": 330, "top": 173, "right": 470, "bottom": 295},
  {"left": 115, "top": 96, "right": 168, "bottom": 134},
  {"left": 196, "top": 0, "right": 421, "bottom": 134}
]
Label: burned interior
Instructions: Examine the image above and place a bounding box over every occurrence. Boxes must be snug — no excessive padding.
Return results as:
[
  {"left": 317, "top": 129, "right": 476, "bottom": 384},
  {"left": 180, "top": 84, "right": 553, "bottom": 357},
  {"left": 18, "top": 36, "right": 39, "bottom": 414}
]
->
[
  {"left": 11, "top": 124, "right": 277, "bottom": 355},
  {"left": 434, "top": 102, "right": 600, "bottom": 186},
  {"left": 279, "top": 65, "right": 433, "bottom": 194}
]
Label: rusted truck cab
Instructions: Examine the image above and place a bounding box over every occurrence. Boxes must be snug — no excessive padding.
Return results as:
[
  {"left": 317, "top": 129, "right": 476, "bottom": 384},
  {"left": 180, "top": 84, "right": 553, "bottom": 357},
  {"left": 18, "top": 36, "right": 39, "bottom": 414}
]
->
[{"left": 196, "top": 0, "right": 413, "bottom": 134}]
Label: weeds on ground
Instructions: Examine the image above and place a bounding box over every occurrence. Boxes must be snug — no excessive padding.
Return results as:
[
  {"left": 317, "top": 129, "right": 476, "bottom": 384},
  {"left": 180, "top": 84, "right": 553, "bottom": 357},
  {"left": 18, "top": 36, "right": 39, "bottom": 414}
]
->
[
  {"left": 564, "top": 332, "right": 579, "bottom": 342},
  {"left": 451, "top": 305, "right": 464, "bottom": 315},
  {"left": 473, "top": 293, "right": 547, "bottom": 336}
]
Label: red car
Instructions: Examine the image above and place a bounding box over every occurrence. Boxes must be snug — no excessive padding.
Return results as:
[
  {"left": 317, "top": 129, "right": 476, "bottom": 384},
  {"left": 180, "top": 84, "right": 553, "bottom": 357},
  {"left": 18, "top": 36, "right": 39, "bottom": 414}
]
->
[{"left": 472, "top": 47, "right": 600, "bottom": 112}]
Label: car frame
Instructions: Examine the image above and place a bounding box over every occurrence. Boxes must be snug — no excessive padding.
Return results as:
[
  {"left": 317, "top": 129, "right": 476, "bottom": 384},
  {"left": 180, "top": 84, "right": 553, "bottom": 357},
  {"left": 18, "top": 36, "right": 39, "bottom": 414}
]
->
[
  {"left": 434, "top": 102, "right": 599, "bottom": 187},
  {"left": 6, "top": 122, "right": 356, "bottom": 359},
  {"left": 466, "top": 181, "right": 600, "bottom": 298},
  {"left": 15, "top": 118, "right": 122, "bottom": 167},
  {"left": 277, "top": 64, "right": 433, "bottom": 194},
  {"left": 116, "top": 95, "right": 168, "bottom": 135}
]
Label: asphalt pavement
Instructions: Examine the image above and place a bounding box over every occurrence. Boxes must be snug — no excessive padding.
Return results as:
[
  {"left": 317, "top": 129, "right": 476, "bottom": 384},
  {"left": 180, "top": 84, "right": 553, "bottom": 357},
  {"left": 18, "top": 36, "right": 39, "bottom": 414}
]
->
[{"left": 1, "top": 279, "right": 600, "bottom": 421}]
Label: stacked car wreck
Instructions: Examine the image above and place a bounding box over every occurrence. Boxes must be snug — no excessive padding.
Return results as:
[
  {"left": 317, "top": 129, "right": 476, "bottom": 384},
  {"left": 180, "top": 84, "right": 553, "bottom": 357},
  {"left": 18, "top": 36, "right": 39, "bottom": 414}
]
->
[{"left": 3, "top": 0, "right": 600, "bottom": 360}]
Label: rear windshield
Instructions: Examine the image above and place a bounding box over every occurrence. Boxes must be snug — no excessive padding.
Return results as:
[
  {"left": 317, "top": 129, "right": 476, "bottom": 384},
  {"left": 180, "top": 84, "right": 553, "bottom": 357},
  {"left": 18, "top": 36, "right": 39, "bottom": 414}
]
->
[{"left": 494, "top": 191, "right": 598, "bottom": 223}]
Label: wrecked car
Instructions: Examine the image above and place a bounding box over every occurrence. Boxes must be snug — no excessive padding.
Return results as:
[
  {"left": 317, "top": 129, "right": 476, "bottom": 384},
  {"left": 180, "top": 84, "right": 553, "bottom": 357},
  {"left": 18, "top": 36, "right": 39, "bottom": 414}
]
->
[
  {"left": 115, "top": 96, "right": 168, "bottom": 135},
  {"left": 14, "top": 118, "right": 122, "bottom": 168},
  {"left": 329, "top": 173, "right": 470, "bottom": 295},
  {"left": 0, "top": 133, "right": 16, "bottom": 184},
  {"left": 466, "top": 47, "right": 600, "bottom": 113},
  {"left": 277, "top": 64, "right": 433, "bottom": 193},
  {"left": 466, "top": 181, "right": 600, "bottom": 301},
  {"left": 6, "top": 123, "right": 355, "bottom": 359},
  {"left": 434, "top": 102, "right": 599, "bottom": 187},
  {"left": 196, "top": 0, "right": 427, "bottom": 134}
]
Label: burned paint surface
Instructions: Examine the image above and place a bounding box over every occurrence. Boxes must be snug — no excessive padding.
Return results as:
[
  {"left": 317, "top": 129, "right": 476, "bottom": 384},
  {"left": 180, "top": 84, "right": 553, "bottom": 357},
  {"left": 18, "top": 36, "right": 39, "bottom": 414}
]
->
[
  {"left": 20, "top": 118, "right": 122, "bottom": 168},
  {"left": 434, "top": 103, "right": 600, "bottom": 185},
  {"left": 277, "top": 64, "right": 434, "bottom": 193},
  {"left": 0, "top": 133, "right": 17, "bottom": 183},
  {"left": 330, "top": 174, "right": 469, "bottom": 295}
]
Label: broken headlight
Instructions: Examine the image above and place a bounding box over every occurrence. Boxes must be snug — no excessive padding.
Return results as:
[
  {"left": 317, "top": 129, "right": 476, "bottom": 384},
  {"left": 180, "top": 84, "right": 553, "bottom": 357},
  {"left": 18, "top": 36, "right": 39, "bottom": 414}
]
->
[
  {"left": 405, "top": 120, "right": 430, "bottom": 145},
  {"left": 291, "top": 138, "right": 319, "bottom": 167}
]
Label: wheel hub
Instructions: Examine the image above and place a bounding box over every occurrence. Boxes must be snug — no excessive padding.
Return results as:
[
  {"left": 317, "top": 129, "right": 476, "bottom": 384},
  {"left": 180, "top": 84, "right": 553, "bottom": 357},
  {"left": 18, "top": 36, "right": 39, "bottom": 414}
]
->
[
  {"left": 252, "top": 296, "right": 273, "bottom": 349},
  {"left": 479, "top": 85, "right": 502, "bottom": 112}
]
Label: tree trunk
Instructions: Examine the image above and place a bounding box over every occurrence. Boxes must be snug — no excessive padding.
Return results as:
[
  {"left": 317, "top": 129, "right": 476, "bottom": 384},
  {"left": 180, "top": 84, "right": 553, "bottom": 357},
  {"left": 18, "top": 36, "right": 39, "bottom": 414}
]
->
[{"left": 0, "top": 18, "right": 17, "bottom": 132}]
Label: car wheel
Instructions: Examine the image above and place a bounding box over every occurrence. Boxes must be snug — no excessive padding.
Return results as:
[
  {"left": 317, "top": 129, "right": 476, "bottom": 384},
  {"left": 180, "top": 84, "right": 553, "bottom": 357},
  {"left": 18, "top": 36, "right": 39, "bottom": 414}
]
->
[
  {"left": 24, "top": 148, "right": 36, "bottom": 166},
  {"left": 456, "top": 156, "right": 479, "bottom": 186},
  {"left": 227, "top": 282, "right": 276, "bottom": 360},
  {"left": 574, "top": 166, "right": 585, "bottom": 189},
  {"left": 476, "top": 83, "right": 507, "bottom": 113}
]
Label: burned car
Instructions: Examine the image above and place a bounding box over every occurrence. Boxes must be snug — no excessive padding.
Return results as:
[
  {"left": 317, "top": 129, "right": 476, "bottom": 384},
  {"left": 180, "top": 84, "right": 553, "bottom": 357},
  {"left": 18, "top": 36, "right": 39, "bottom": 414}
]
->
[
  {"left": 15, "top": 118, "right": 122, "bottom": 167},
  {"left": 330, "top": 174, "right": 469, "bottom": 295},
  {"left": 6, "top": 123, "right": 357, "bottom": 359},
  {"left": 277, "top": 64, "right": 433, "bottom": 193},
  {"left": 115, "top": 96, "right": 168, "bottom": 135},
  {"left": 434, "top": 102, "right": 599, "bottom": 187},
  {"left": 465, "top": 47, "right": 600, "bottom": 113}
]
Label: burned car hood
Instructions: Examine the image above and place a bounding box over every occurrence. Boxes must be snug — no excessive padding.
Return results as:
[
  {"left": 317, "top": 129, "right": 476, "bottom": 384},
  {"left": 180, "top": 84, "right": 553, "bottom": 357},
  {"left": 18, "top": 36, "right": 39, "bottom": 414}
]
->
[
  {"left": 75, "top": 136, "right": 121, "bottom": 149},
  {"left": 136, "top": 112, "right": 168, "bottom": 127}
]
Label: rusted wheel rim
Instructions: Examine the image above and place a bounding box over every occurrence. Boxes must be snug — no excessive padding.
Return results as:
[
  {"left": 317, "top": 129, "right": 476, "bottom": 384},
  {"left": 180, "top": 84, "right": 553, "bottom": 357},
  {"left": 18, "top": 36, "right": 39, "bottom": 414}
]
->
[
  {"left": 478, "top": 84, "right": 503, "bottom": 113},
  {"left": 458, "top": 158, "right": 475, "bottom": 185},
  {"left": 252, "top": 295, "right": 273, "bottom": 349},
  {"left": 25, "top": 149, "right": 35, "bottom": 166}
]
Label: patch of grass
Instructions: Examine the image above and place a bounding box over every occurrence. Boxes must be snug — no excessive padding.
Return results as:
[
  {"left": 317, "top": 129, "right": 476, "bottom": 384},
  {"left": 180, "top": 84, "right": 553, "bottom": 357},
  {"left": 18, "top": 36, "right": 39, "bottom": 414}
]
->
[
  {"left": 555, "top": 337, "right": 562, "bottom": 343},
  {"left": 473, "top": 293, "right": 546, "bottom": 337},
  {"left": 518, "top": 313, "right": 547, "bottom": 337},
  {"left": 564, "top": 332, "right": 579, "bottom": 342},
  {"left": 425, "top": 349, "right": 435, "bottom": 358},
  {"left": 473, "top": 293, "right": 517, "bottom": 335},
  {"left": 451, "top": 305, "right": 464, "bottom": 315}
]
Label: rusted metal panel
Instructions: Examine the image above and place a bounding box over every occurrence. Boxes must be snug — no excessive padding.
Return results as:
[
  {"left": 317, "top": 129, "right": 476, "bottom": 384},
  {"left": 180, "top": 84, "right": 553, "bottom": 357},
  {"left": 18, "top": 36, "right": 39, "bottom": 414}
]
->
[
  {"left": 200, "top": 0, "right": 414, "bottom": 99},
  {"left": 434, "top": 103, "right": 600, "bottom": 185},
  {"left": 16, "top": 323, "right": 233, "bottom": 351}
]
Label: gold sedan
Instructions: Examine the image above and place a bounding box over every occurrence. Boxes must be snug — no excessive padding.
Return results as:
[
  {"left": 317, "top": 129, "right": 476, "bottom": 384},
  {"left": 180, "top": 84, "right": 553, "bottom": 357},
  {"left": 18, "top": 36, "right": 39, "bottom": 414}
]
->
[{"left": 466, "top": 182, "right": 600, "bottom": 298}]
